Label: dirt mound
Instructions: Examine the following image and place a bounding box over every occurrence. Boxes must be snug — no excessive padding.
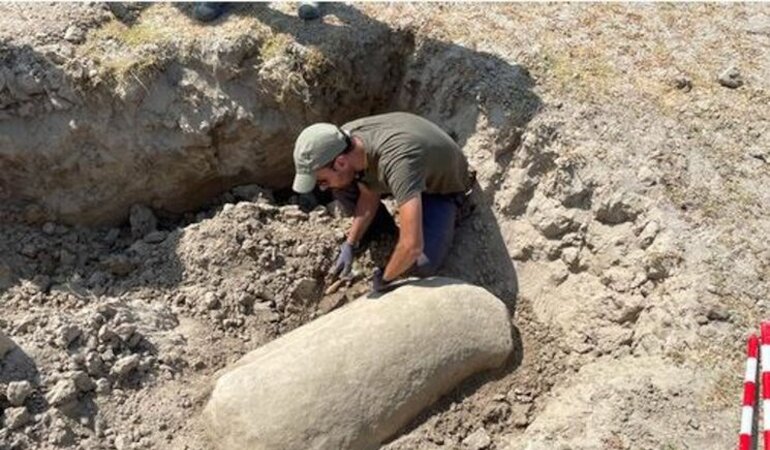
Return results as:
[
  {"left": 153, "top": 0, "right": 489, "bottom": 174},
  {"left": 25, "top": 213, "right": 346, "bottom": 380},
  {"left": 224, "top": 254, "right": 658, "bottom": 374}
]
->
[{"left": 0, "top": 185, "right": 390, "bottom": 449}]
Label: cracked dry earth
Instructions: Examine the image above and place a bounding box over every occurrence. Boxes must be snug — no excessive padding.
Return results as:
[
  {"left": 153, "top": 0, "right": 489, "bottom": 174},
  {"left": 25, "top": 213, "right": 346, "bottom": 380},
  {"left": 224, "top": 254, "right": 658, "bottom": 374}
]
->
[{"left": 1, "top": 3, "right": 769, "bottom": 450}]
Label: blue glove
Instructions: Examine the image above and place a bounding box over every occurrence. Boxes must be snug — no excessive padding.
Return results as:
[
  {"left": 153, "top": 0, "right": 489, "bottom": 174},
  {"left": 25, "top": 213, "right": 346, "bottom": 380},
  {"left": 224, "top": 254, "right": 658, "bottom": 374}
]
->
[
  {"left": 330, "top": 242, "right": 354, "bottom": 279},
  {"left": 372, "top": 268, "right": 389, "bottom": 293}
]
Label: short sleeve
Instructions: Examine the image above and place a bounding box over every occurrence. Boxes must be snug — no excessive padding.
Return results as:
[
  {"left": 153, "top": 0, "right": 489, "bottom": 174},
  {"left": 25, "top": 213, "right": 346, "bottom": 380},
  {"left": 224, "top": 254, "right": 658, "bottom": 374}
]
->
[{"left": 380, "top": 146, "right": 425, "bottom": 205}]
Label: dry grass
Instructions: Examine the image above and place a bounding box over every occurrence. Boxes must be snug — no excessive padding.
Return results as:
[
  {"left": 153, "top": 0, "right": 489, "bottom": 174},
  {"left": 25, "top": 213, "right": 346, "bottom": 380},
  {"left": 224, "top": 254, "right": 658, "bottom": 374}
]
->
[
  {"left": 540, "top": 48, "right": 617, "bottom": 103},
  {"left": 259, "top": 33, "right": 293, "bottom": 62},
  {"left": 344, "top": 2, "right": 769, "bottom": 124},
  {"left": 77, "top": 9, "right": 171, "bottom": 88},
  {"left": 94, "top": 20, "right": 170, "bottom": 48},
  {"left": 76, "top": 3, "right": 269, "bottom": 89}
]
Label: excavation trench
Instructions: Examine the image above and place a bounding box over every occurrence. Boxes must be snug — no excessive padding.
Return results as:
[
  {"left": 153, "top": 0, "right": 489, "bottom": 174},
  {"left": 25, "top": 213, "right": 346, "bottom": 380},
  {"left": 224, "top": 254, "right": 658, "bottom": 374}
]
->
[{"left": 0, "top": 3, "right": 538, "bottom": 226}]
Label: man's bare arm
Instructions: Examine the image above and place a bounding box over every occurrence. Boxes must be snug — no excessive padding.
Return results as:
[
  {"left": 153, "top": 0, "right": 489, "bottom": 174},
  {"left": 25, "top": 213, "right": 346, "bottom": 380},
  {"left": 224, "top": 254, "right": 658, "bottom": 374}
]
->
[{"left": 382, "top": 195, "right": 423, "bottom": 282}]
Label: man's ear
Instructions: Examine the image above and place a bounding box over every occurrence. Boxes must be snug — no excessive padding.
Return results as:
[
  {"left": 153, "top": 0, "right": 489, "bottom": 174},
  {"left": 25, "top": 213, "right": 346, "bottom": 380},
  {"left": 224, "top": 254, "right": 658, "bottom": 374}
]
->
[{"left": 333, "top": 154, "right": 348, "bottom": 170}]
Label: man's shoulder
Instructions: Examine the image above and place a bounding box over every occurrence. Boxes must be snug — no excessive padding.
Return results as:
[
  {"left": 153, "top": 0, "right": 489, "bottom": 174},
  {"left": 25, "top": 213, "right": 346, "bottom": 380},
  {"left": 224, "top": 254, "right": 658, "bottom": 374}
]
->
[{"left": 342, "top": 112, "right": 419, "bottom": 131}]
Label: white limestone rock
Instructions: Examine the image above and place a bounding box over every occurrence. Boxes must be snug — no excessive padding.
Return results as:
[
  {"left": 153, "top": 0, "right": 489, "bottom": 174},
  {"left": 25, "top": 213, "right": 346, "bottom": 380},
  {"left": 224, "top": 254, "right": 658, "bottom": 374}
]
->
[{"left": 204, "top": 278, "right": 513, "bottom": 450}]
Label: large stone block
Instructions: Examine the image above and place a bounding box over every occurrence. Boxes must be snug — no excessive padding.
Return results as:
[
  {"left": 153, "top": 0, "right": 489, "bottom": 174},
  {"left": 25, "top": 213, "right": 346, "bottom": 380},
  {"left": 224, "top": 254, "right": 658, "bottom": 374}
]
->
[{"left": 204, "top": 278, "right": 513, "bottom": 450}]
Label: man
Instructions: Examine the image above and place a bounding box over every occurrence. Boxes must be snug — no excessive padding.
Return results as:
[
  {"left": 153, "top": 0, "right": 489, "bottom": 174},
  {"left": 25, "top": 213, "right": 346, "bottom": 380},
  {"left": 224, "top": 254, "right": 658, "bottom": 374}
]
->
[{"left": 292, "top": 112, "right": 472, "bottom": 292}]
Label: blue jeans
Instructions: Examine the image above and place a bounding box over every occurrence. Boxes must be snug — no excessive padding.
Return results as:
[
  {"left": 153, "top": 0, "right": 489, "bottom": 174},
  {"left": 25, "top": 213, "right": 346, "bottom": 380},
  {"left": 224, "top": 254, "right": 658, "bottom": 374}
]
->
[{"left": 332, "top": 186, "right": 458, "bottom": 276}]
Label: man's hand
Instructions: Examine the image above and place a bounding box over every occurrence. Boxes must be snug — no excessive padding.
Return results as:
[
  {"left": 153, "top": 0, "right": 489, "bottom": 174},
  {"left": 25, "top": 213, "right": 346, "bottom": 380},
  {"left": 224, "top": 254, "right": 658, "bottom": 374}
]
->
[
  {"left": 372, "top": 267, "right": 390, "bottom": 293},
  {"left": 330, "top": 242, "right": 354, "bottom": 279}
]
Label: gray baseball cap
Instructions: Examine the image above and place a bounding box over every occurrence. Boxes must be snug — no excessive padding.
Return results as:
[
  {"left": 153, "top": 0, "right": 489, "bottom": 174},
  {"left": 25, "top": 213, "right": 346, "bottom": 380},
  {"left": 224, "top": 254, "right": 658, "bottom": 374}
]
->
[{"left": 292, "top": 123, "right": 348, "bottom": 193}]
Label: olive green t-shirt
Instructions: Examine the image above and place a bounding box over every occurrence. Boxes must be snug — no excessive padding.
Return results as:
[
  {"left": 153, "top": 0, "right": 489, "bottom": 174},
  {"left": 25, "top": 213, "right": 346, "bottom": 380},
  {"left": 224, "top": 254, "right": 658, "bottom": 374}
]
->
[{"left": 342, "top": 112, "right": 469, "bottom": 205}]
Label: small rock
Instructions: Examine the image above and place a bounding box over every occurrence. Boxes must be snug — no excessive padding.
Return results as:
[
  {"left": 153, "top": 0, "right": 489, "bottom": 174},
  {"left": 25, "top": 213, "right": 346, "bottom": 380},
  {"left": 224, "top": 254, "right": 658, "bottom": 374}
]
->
[
  {"left": 138, "top": 355, "right": 156, "bottom": 372},
  {"left": 482, "top": 401, "right": 511, "bottom": 424},
  {"left": 129, "top": 204, "right": 157, "bottom": 238},
  {"left": 57, "top": 324, "right": 82, "bottom": 348},
  {"left": 103, "top": 254, "right": 135, "bottom": 276},
  {"left": 7, "top": 380, "right": 34, "bottom": 406},
  {"left": 101, "top": 347, "right": 116, "bottom": 362},
  {"left": 46, "top": 379, "right": 78, "bottom": 407},
  {"left": 560, "top": 247, "right": 580, "bottom": 270},
  {"left": 16, "top": 72, "right": 45, "bottom": 96},
  {"left": 112, "top": 354, "right": 141, "bottom": 378},
  {"left": 291, "top": 278, "right": 319, "bottom": 302},
  {"left": 645, "top": 252, "right": 679, "bottom": 280},
  {"left": 203, "top": 292, "right": 220, "bottom": 310},
  {"left": 528, "top": 194, "right": 579, "bottom": 239},
  {"left": 636, "top": 166, "right": 657, "bottom": 186},
  {"left": 595, "top": 191, "right": 640, "bottom": 224},
  {"left": 510, "top": 403, "right": 532, "bottom": 427},
  {"left": 310, "top": 206, "right": 329, "bottom": 220},
  {"left": 550, "top": 264, "right": 569, "bottom": 285},
  {"left": 463, "top": 428, "right": 491, "bottom": 450},
  {"left": 237, "top": 291, "right": 256, "bottom": 310},
  {"left": 95, "top": 378, "right": 111, "bottom": 395},
  {"left": 673, "top": 76, "right": 692, "bottom": 92},
  {"left": 5, "top": 406, "right": 31, "bottom": 430},
  {"left": 98, "top": 325, "right": 119, "bottom": 345},
  {"left": 718, "top": 66, "right": 743, "bottom": 89},
  {"left": 59, "top": 249, "right": 76, "bottom": 267},
  {"left": 114, "top": 434, "right": 129, "bottom": 450},
  {"left": 706, "top": 306, "right": 730, "bottom": 322},
  {"left": 42, "top": 222, "right": 57, "bottom": 235},
  {"left": 280, "top": 206, "right": 309, "bottom": 221},
  {"left": 96, "top": 303, "right": 118, "bottom": 320},
  {"left": 49, "top": 418, "right": 75, "bottom": 446},
  {"left": 114, "top": 324, "right": 137, "bottom": 342},
  {"left": 87, "top": 270, "right": 110, "bottom": 287},
  {"left": 637, "top": 220, "right": 660, "bottom": 249},
  {"left": 143, "top": 230, "right": 168, "bottom": 244},
  {"left": 295, "top": 244, "right": 309, "bottom": 257},
  {"left": 20, "top": 243, "right": 37, "bottom": 258},
  {"left": 94, "top": 416, "right": 109, "bottom": 437},
  {"left": 85, "top": 351, "right": 107, "bottom": 376},
  {"left": 126, "top": 332, "right": 144, "bottom": 349},
  {"left": 232, "top": 185, "right": 273, "bottom": 202},
  {"left": 64, "top": 25, "right": 85, "bottom": 44},
  {"left": 70, "top": 352, "right": 87, "bottom": 370},
  {"left": 72, "top": 371, "right": 96, "bottom": 392},
  {"left": 104, "top": 228, "right": 121, "bottom": 244}
]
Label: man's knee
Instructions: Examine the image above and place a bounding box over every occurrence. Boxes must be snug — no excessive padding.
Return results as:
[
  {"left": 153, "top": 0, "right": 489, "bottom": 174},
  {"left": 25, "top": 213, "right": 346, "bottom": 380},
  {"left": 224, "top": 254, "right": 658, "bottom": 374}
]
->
[{"left": 412, "top": 256, "right": 441, "bottom": 278}]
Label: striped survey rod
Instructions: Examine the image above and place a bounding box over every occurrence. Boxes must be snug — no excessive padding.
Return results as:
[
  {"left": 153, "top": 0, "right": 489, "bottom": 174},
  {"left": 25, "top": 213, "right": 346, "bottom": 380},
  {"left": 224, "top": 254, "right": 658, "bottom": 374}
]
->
[
  {"left": 739, "top": 333, "right": 759, "bottom": 450},
  {"left": 761, "top": 322, "right": 770, "bottom": 449}
]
